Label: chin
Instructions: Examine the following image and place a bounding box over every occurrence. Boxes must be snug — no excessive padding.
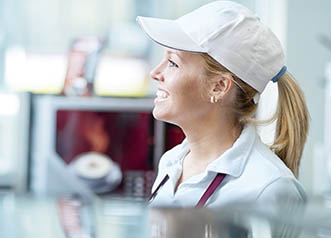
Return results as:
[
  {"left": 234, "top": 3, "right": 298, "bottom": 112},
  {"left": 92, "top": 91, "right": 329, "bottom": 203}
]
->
[
  {"left": 153, "top": 108, "right": 171, "bottom": 123},
  {"left": 153, "top": 112, "right": 180, "bottom": 128},
  {"left": 152, "top": 108, "right": 164, "bottom": 121}
]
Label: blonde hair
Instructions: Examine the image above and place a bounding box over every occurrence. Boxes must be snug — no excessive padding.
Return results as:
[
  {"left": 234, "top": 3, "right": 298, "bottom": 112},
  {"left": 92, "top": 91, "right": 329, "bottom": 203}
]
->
[{"left": 200, "top": 54, "right": 309, "bottom": 177}]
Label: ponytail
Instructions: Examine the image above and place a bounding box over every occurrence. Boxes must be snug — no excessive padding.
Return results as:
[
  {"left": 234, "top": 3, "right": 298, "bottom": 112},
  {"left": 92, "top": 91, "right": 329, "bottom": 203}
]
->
[
  {"left": 200, "top": 53, "right": 309, "bottom": 178},
  {"left": 270, "top": 72, "right": 309, "bottom": 177}
]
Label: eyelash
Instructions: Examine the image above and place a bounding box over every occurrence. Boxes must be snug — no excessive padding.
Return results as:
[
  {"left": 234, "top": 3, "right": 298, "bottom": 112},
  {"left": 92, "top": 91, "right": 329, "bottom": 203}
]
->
[{"left": 168, "top": 60, "right": 179, "bottom": 68}]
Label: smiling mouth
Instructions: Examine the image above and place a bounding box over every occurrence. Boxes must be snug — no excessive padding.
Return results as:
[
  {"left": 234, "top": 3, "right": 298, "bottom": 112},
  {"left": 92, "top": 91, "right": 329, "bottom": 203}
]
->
[{"left": 156, "top": 90, "right": 169, "bottom": 100}]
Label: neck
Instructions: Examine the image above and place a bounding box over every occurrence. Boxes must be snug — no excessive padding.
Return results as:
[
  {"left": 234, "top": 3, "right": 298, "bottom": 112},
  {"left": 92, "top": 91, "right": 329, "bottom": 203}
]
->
[{"left": 180, "top": 110, "right": 242, "bottom": 165}]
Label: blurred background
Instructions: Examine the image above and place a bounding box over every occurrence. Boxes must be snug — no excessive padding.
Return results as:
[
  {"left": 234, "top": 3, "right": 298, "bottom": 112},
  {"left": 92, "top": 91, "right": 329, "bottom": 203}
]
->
[
  {"left": 2, "top": 0, "right": 331, "bottom": 237},
  {"left": 0, "top": 0, "right": 330, "bottom": 202}
]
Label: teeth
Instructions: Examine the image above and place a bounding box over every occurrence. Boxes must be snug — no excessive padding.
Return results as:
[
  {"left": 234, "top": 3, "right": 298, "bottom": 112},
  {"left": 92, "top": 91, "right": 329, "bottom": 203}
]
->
[{"left": 156, "top": 90, "right": 168, "bottom": 99}]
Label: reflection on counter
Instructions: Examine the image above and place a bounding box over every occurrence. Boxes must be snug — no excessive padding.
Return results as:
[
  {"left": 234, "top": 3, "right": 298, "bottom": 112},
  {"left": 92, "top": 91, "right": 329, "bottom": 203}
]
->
[{"left": 2, "top": 192, "right": 331, "bottom": 238}]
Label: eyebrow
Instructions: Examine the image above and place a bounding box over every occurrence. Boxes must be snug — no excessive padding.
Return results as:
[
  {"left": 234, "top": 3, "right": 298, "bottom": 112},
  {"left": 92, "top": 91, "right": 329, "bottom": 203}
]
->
[{"left": 166, "top": 50, "right": 184, "bottom": 62}]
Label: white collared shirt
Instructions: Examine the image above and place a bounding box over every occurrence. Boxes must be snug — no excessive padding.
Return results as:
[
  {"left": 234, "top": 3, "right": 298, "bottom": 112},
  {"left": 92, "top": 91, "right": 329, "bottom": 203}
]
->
[{"left": 150, "top": 124, "right": 306, "bottom": 207}]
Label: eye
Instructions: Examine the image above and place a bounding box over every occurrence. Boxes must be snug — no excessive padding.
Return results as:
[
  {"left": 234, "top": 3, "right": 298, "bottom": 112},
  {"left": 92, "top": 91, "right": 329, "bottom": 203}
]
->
[{"left": 168, "top": 59, "right": 179, "bottom": 68}]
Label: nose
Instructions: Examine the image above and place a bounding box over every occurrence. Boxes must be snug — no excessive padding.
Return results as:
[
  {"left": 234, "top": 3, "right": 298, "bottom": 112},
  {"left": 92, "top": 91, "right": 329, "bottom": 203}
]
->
[{"left": 150, "top": 62, "right": 165, "bottom": 82}]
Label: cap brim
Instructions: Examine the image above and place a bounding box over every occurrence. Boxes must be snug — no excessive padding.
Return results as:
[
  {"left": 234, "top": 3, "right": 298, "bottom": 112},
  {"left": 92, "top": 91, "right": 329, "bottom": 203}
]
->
[{"left": 136, "top": 16, "right": 207, "bottom": 53}]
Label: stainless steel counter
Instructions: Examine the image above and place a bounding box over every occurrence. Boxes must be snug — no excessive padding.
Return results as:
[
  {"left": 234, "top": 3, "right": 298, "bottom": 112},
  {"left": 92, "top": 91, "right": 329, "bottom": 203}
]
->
[{"left": 1, "top": 192, "right": 331, "bottom": 238}]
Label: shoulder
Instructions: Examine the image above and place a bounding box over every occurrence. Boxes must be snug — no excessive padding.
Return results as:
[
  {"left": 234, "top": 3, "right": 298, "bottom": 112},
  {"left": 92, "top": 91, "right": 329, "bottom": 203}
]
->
[
  {"left": 256, "top": 176, "right": 306, "bottom": 203},
  {"left": 244, "top": 131, "right": 296, "bottom": 179},
  {"left": 241, "top": 135, "right": 306, "bottom": 202}
]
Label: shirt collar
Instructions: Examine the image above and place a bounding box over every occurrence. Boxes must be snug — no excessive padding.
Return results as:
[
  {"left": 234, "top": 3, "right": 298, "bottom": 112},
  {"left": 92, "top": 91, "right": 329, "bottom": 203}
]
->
[
  {"left": 206, "top": 124, "right": 256, "bottom": 177},
  {"left": 168, "top": 124, "right": 256, "bottom": 178},
  {"left": 164, "top": 141, "right": 189, "bottom": 185}
]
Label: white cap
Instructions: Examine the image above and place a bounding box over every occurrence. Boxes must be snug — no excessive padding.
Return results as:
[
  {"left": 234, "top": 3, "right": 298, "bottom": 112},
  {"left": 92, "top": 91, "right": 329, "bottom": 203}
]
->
[{"left": 137, "top": 1, "right": 286, "bottom": 101}]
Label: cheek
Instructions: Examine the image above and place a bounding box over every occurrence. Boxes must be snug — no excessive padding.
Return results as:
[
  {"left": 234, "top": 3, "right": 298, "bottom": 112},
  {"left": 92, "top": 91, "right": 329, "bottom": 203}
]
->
[
  {"left": 181, "top": 75, "right": 206, "bottom": 100},
  {"left": 173, "top": 78, "right": 206, "bottom": 110},
  {"left": 166, "top": 67, "right": 207, "bottom": 106}
]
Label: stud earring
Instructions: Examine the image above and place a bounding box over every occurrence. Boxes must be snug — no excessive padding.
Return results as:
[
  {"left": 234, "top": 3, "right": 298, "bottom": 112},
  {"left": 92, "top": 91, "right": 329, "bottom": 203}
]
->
[{"left": 210, "top": 96, "right": 218, "bottom": 103}]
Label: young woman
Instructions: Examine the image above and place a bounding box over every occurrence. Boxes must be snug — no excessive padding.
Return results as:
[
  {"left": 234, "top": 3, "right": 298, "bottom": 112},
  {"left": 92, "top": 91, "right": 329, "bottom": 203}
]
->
[{"left": 137, "top": 1, "right": 309, "bottom": 208}]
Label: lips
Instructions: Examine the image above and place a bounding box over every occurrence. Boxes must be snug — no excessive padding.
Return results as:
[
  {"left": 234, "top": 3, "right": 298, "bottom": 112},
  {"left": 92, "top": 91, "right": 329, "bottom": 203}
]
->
[{"left": 156, "top": 88, "right": 169, "bottom": 100}]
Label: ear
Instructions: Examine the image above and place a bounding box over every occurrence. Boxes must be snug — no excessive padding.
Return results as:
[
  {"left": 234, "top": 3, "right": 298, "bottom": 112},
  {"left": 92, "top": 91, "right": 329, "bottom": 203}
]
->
[{"left": 209, "top": 73, "right": 234, "bottom": 101}]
